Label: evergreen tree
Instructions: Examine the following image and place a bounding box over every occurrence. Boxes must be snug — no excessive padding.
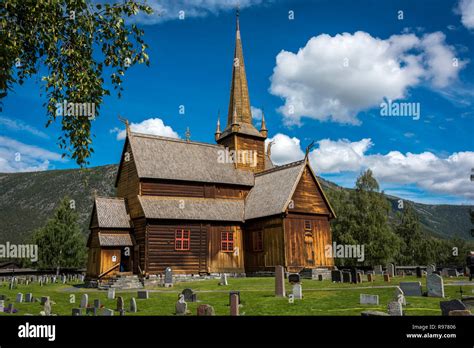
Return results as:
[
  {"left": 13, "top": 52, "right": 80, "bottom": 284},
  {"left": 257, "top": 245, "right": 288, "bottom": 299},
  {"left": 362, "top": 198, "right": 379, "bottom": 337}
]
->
[
  {"left": 394, "top": 202, "right": 424, "bottom": 265},
  {"left": 32, "top": 197, "right": 87, "bottom": 271}
]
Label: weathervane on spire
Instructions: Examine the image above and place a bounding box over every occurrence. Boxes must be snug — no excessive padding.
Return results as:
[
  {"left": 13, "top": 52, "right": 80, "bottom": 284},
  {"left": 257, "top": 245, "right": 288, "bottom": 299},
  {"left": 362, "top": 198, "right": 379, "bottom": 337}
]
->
[{"left": 118, "top": 115, "right": 130, "bottom": 136}]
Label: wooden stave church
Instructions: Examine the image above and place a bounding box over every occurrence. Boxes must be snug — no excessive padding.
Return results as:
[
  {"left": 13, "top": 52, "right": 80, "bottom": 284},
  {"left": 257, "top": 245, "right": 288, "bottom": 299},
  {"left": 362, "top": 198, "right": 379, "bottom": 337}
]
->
[{"left": 86, "top": 14, "right": 336, "bottom": 281}]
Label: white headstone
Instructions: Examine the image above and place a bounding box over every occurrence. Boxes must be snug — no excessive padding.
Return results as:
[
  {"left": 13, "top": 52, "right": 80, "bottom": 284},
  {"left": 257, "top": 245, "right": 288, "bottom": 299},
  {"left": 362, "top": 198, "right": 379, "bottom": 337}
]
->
[
  {"left": 107, "top": 288, "right": 115, "bottom": 300},
  {"left": 292, "top": 284, "right": 303, "bottom": 300},
  {"left": 427, "top": 274, "right": 444, "bottom": 298},
  {"left": 360, "top": 294, "right": 379, "bottom": 305},
  {"left": 387, "top": 301, "right": 403, "bottom": 316},
  {"left": 80, "top": 294, "right": 88, "bottom": 308},
  {"left": 220, "top": 273, "right": 228, "bottom": 286}
]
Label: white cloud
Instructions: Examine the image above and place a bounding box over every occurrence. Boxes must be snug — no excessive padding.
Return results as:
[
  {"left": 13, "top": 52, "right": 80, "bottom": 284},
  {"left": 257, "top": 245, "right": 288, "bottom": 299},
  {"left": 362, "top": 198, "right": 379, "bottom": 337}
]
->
[
  {"left": 111, "top": 118, "right": 179, "bottom": 140},
  {"left": 0, "top": 116, "right": 49, "bottom": 139},
  {"left": 266, "top": 133, "right": 474, "bottom": 199},
  {"left": 458, "top": 0, "right": 474, "bottom": 29},
  {"left": 132, "top": 0, "right": 264, "bottom": 24},
  {"left": 251, "top": 106, "right": 263, "bottom": 121},
  {"left": 0, "top": 136, "right": 65, "bottom": 173},
  {"left": 270, "top": 31, "right": 466, "bottom": 125},
  {"left": 265, "top": 133, "right": 304, "bottom": 165}
]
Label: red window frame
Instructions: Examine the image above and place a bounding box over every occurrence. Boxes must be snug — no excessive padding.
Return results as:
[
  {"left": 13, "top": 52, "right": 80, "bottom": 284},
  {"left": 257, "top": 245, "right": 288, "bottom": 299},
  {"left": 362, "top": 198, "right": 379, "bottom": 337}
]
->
[
  {"left": 221, "top": 230, "right": 234, "bottom": 252},
  {"left": 175, "top": 229, "right": 190, "bottom": 251},
  {"left": 252, "top": 231, "right": 263, "bottom": 252}
]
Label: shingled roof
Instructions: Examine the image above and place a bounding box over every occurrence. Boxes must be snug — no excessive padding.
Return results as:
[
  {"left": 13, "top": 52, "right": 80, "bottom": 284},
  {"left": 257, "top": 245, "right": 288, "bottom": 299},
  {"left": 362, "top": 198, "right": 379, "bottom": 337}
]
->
[
  {"left": 127, "top": 132, "right": 254, "bottom": 186},
  {"left": 244, "top": 160, "right": 306, "bottom": 220},
  {"left": 98, "top": 232, "right": 133, "bottom": 246},
  {"left": 92, "top": 197, "right": 131, "bottom": 229},
  {"left": 138, "top": 196, "right": 244, "bottom": 222}
]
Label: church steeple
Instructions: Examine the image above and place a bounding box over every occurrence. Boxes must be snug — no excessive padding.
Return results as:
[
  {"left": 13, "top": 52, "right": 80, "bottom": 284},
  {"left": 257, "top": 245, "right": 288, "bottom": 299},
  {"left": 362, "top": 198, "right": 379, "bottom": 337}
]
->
[{"left": 226, "top": 9, "right": 252, "bottom": 126}]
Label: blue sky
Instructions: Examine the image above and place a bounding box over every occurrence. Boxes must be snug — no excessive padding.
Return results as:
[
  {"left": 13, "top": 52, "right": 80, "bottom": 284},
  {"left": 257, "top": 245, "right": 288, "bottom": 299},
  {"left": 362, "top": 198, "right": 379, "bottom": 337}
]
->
[{"left": 1, "top": 0, "right": 473, "bottom": 205}]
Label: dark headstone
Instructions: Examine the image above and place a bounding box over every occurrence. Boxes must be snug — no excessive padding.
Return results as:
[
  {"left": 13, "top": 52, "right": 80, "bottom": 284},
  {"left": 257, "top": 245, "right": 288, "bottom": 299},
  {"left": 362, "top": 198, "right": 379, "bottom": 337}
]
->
[
  {"left": 197, "top": 304, "right": 215, "bottom": 316},
  {"left": 72, "top": 308, "right": 82, "bottom": 316},
  {"left": 229, "top": 291, "right": 241, "bottom": 304},
  {"left": 342, "top": 272, "right": 352, "bottom": 283},
  {"left": 440, "top": 300, "right": 467, "bottom": 316},
  {"left": 182, "top": 288, "right": 197, "bottom": 302},
  {"left": 86, "top": 307, "right": 97, "bottom": 316},
  {"left": 230, "top": 294, "right": 239, "bottom": 316},
  {"left": 288, "top": 273, "right": 301, "bottom": 284},
  {"left": 331, "top": 270, "right": 342, "bottom": 283},
  {"left": 93, "top": 299, "right": 101, "bottom": 308},
  {"left": 275, "top": 265, "right": 286, "bottom": 297},
  {"left": 416, "top": 266, "right": 422, "bottom": 278}
]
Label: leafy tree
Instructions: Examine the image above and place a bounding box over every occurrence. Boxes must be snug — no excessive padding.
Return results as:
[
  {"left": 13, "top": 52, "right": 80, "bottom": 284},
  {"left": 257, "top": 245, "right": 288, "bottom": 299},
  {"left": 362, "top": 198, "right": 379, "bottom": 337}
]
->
[
  {"left": 0, "top": 1, "right": 152, "bottom": 166},
  {"left": 394, "top": 202, "right": 425, "bottom": 265},
  {"left": 32, "top": 197, "right": 87, "bottom": 271},
  {"left": 330, "top": 170, "right": 401, "bottom": 266}
]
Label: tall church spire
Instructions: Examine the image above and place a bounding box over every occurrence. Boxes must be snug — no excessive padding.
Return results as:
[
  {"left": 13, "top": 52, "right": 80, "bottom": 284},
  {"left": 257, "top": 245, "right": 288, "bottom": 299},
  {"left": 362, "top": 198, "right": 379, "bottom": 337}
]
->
[{"left": 227, "top": 8, "right": 252, "bottom": 126}]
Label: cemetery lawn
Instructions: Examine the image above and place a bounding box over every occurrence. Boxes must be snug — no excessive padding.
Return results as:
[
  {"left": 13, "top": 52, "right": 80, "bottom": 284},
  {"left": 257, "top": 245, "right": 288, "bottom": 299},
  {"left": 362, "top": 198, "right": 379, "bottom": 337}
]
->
[{"left": 1, "top": 276, "right": 472, "bottom": 316}]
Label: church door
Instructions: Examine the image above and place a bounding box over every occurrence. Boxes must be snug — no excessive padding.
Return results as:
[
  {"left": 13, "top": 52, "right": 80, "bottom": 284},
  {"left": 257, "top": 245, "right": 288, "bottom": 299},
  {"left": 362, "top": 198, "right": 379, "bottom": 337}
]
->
[{"left": 304, "top": 232, "right": 315, "bottom": 266}]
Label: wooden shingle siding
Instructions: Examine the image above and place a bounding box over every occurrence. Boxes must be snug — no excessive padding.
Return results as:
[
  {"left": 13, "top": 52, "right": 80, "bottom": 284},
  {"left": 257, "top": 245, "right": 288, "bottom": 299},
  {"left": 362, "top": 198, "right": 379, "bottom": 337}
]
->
[
  {"left": 290, "top": 167, "right": 330, "bottom": 215},
  {"left": 284, "top": 214, "right": 334, "bottom": 271},
  {"left": 207, "top": 224, "right": 244, "bottom": 273},
  {"left": 244, "top": 216, "right": 285, "bottom": 272},
  {"left": 146, "top": 221, "right": 208, "bottom": 274},
  {"left": 116, "top": 140, "right": 141, "bottom": 218}
]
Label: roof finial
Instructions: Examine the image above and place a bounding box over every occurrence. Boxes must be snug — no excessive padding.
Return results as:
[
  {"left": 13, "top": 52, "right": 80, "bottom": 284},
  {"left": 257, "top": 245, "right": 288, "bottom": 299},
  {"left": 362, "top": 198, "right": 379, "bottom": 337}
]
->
[
  {"left": 236, "top": 2, "right": 240, "bottom": 30},
  {"left": 118, "top": 115, "right": 131, "bottom": 137},
  {"left": 260, "top": 107, "right": 268, "bottom": 137},
  {"left": 215, "top": 110, "right": 222, "bottom": 141},
  {"left": 185, "top": 127, "right": 191, "bottom": 142},
  {"left": 305, "top": 140, "right": 315, "bottom": 160}
]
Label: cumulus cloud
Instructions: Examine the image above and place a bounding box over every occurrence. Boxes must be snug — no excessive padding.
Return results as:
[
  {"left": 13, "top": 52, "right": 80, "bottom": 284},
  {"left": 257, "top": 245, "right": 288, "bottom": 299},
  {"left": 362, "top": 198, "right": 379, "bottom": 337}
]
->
[
  {"left": 265, "top": 133, "right": 304, "bottom": 165},
  {"left": 0, "top": 136, "right": 65, "bottom": 173},
  {"left": 251, "top": 106, "right": 263, "bottom": 121},
  {"left": 111, "top": 118, "right": 179, "bottom": 140},
  {"left": 267, "top": 133, "right": 474, "bottom": 199},
  {"left": 458, "top": 0, "right": 474, "bottom": 29},
  {"left": 131, "top": 0, "right": 264, "bottom": 24},
  {"left": 270, "top": 31, "right": 466, "bottom": 125}
]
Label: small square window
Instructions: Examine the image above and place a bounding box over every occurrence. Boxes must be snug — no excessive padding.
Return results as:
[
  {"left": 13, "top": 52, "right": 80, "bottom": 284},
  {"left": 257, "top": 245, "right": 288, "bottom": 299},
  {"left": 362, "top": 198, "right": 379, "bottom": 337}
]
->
[
  {"left": 175, "top": 229, "right": 191, "bottom": 251},
  {"left": 221, "top": 230, "right": 234, "bottom": 252}
]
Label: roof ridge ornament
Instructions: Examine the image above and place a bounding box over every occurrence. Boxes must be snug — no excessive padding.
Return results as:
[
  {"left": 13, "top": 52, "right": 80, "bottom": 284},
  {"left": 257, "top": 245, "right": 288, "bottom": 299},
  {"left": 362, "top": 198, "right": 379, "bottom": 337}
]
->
[
  {"left": 118, "top": 115, "right": 131, "bottom": 137},
  {"left": 305, "top": 140, "right": 315, "bottom": 160}
]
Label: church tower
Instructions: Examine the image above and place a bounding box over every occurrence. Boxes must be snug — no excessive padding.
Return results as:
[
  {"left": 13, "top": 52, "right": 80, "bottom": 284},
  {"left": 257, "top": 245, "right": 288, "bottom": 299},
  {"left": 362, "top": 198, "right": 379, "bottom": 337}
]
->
[{"left": 215, "top": 10, "right": 267, "bottom": 173}]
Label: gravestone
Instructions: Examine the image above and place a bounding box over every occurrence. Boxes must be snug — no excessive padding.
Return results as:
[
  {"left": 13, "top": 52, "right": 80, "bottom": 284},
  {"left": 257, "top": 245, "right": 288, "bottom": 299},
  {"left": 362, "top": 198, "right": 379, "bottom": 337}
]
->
[
  {"left": 440, "top": 300, "right": 467, "bottom": 316},
  {"left": 7, "top": 303, "right": 14, "bottom": 314},
  {"left": 374, "top": 265, "right": 383, "bottom": 275},
  {"left": 72, "top": 308, "right": 82, "bottom": 316},
  {"left": 43, "top": 298, "right": 51, "bottom": 316},
  {"left": 182, "top": 288, "right": 197, "bottom": 302},
  {"left": 394, "top": 286, "right": 406, "bottom": 305},
  {"left": 25, "top": 293, "right": 33, "bottom": 303},
  {"left": 292, "top": 284, "right": 303, "bottom": 300},
  {"left": 219, "top": 274, "right": 228, "bottom": 286},
  {"left": 116, "top": 296, "right": 124, "bottom": 311},
  {"left": 416, "top": 266, "right": 422, "bottom": 278},
  {"left": 449, "top": 310, "right": 472, "bottom": 316},
  {"left": 229, "top": 291, "right": 241, "bottom": 305},
  {"left": 275, "top": 265, "right": 286, "bottom": 297},
  {"left": 318, "top": 274, "right": 323, "bottom": 281},
  {"left": 130, "top": 298, "right": 137, "bottom": 313},
  {"left": 386, "top": 263, "right": 395, "bottom": 277},
  {"left": 350, "top": 269, "right": 358, "bottom": 284},
  {"left": 197, "top": 304, "right": 215, "bottom": 316},
  {"left": 367, "top": 274, "right": 374, "bottom": 282},
  {"left": 107, "top": 288, "right": 115, "bottom": 300},
  {"left": 137, "top": 290, "right": 149, "bottom": 299},
  {"left": 360, "top": 294, "right": 379, "bottom": 305},
  {"left": 93, "top": 299, "right": 101, "bottom": 308},
  {"left": 175, "top": 295, "right": 187, "bottom": 316},
  {"left": 86, "top": 307, "right": 97, "bottom": 316},
  {"left": 427, "top": 274, "right": 444, "bottom": 298},
  {"left": 361, "top": 310, "right": 389, "bottom": 316},
  {"left": 357, "top": 272, "right": 363, "bottom": 283},
  {"left": 230, "top": 293, "right": 239, "bottom": 316},
  {"left": 400, "top": 282, "right": 422, "bottom": 296},
  {"left": 447, "top": 269, "right": 458, "bottom": 277},
  {"left": 387, "top": 301, "right": 403, "bottom": 316},
  {"left": 288, "top": 273, "right": 301, "bottom": 284},
  {"left": 40, "top": 296, "right": 50, "bottom": 305},
  {"left": 80, "top": 294, "right": 88, "bottom": 308},
  {"left": 16, "top": 293, "right": 23, "bottom": 303},
  {"left": 101, "top": 308, "right": 114, "bottom": 316},
  {"left": 331, "top": 270, "right": 342, "bottom": 283},
  {"left": 164, "top": 267, "right": 173, "bottom": 287},
  {"left": 342, "top": 272, "right": 352, "bottom": 283},
  {"left": 0, "top": 300, "right": 4, "bottom": 312},
  {"left": 383, "top": 274, "right": 390, "bottom": 282},
  {"left": 427, "top": 264, "right": 436, "bottom": 275}
]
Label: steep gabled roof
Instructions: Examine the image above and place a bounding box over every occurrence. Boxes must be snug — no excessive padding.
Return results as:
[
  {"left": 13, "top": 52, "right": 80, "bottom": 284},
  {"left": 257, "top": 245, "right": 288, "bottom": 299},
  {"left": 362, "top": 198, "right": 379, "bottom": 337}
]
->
[
  {"left": 90, "top": 197, "right": 131, "bottom": 229},
  {"left": 244, "top": 160, "right": 305, "bottom": 220},
  {"left": 98, "top": 232, "right": 133, "bottom": 246},
  {"left": 244, "top": 159, "right": 336, "bottom": 220},
  {"left": 138, "top": 196, "right": 244, "bottom": 222},
  {"left": 125, "top": 132, "right": 254, "bottom": 186}
]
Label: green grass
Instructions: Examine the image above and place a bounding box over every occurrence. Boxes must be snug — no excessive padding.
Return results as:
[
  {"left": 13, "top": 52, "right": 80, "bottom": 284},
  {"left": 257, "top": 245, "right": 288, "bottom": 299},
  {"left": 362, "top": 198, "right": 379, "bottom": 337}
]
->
[{"left": 0, "top": 276, "right": 472, "bottom": 316}]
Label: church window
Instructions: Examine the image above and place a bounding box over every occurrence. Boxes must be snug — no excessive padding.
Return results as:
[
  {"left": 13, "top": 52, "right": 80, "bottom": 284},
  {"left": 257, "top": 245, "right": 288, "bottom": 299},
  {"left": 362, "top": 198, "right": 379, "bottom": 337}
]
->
[
  {"left": 221, "top": 230, "right": 234, "bottom": 252},
  {"left": 175, "top": 229, "right": 190, "bottom": 251}
]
